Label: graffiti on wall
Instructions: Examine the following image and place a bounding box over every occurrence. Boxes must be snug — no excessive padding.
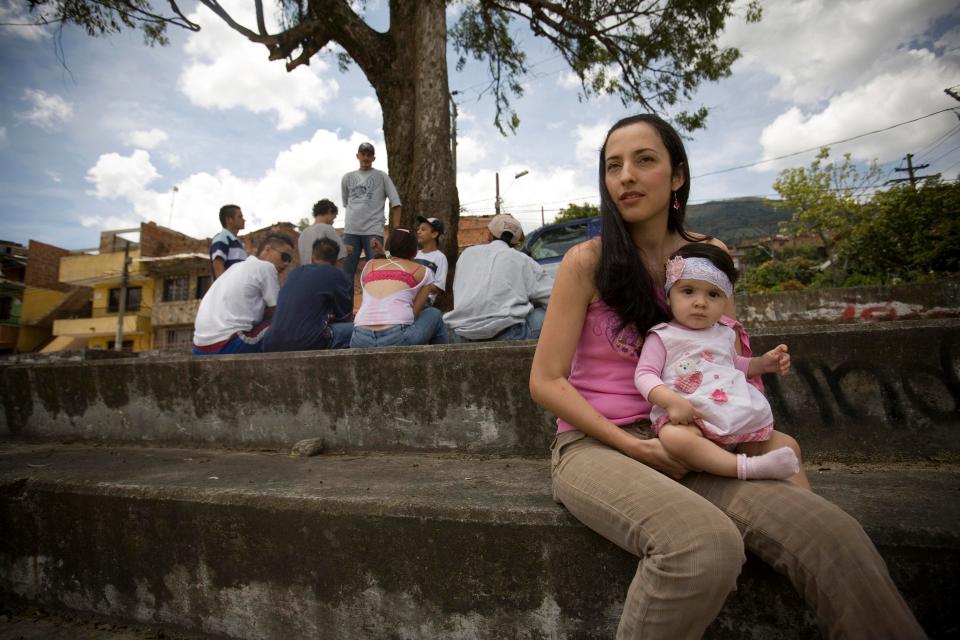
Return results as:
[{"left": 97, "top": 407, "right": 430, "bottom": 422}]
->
[{"left": 764, "top": 332, "right": 960, "bottom": 429}]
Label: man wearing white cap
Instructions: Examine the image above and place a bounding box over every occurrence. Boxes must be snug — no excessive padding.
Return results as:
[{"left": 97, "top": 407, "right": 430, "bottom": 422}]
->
[
  {"left": 341, "top": 141, "right": 402, "bottom": 282},
  {"left": 444, "top": 213, "right": 551, "bottom": 342}
]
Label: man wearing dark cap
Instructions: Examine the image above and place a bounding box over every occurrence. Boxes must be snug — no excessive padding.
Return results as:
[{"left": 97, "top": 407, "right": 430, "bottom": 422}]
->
[
  {"left": 443, "top": 213, "right": 551, "bottom": 342},
  {"left": 414, "top": 215, "right": 448, "bottom": 304},
  {"left": 340, "top": 141, "right": 402, "bottom": 281}
]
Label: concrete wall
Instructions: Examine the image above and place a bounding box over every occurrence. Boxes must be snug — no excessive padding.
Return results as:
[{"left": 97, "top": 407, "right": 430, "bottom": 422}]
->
[
  {"left": 738, "top": 277, "right": 960, "bottom": 326},
  {"left": 2, "top": 319, "right": 957, "bottom": 462}
]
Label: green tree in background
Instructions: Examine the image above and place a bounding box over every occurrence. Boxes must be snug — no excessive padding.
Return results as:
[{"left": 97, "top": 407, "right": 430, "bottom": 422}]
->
[
  {"left": 554, "top": 202, "right": 600, "bottom": 223},
  {"left": 842, "top": 178, "right": 960, "bottom": 284},
  {"left": 26, "top": 0, "right": 760, "bottom": 272},
  {"left": 770, "top": 147, "right": 885, "bottom": 287},
  {"left": 773, "top": 147, "right": 883, "bottom": 269},
  {"left": 757, "top": 151, "right": 960, "bottom": 291}
]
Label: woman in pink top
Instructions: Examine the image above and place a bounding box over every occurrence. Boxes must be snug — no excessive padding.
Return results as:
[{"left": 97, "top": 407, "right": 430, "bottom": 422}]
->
[
  {"left": 349, "top": 228, "right": 447, "bottom": 348},
  {"left": 528, "top": 114, "right": 923, "bottom": 638}
]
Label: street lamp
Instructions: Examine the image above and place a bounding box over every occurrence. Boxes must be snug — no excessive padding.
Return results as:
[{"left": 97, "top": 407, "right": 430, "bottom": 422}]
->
[{"left": 495, "top": 169, "right": 529, "bottom": 215}]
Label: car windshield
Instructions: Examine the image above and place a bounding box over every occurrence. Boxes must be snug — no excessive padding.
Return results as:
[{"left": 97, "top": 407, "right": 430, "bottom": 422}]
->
[{"left": 528, "top": 223, "right": 588, "bottom": 260}]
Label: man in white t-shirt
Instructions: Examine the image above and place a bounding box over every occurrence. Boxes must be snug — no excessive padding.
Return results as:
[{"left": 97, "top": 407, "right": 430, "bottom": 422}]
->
[
  {"left": 443, "top": 213, "right": 551, "bottom": 342},
  {"left": 192, "top": 234, "right": 294, "bottom": 355},
  {"left": 298, "top": 199, "right": 347, "bottom": 267},
  {"left": 414, "top": 215, "right": 448, "bottom": 305}
]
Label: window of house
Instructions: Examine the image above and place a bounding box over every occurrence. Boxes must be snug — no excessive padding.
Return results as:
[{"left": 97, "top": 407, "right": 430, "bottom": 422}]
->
[
  {"left": 196, "top": 275, "right": 212, "bottom": 299},
  {"left": 107, "top": 286, "right": 141, "bottom": 313},
  {"left": 163, "top": 276, "right": 189, "bottom": 302},
  {"left": 107, "top": 340, "right": 134, "bottom": 352},
  {"left": 164, "top": 327, "right": 194, "bottom": 351},
  {"left": 0, "top": 297, "right": 11, "bottom": 321}
]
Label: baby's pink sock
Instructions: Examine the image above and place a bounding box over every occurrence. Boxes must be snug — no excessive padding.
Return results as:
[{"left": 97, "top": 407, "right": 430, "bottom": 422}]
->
[{"left": 736, "top": 447, "right": 800, "bottom": 480}]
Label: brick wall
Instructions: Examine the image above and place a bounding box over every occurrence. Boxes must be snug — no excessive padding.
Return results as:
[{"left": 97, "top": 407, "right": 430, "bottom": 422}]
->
[
  {"left": 139, "top": 222, "right": 209, "bottom": 258},
  {"left": 25, "top": 241, "right": 71, "bottom": 292}
]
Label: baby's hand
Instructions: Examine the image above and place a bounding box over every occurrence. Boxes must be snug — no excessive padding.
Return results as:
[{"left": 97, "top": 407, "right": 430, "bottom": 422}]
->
[
  {"left": 762, "top": 344, "right": 791, "bottom": 376},
  {"left": 666, "top": 398, "right": 697, "bottom": 425}
]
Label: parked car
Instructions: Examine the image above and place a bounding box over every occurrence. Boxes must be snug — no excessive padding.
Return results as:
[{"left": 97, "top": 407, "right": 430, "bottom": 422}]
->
[{"left": 524, "top": 217, "right": 601, "bottom": 283}]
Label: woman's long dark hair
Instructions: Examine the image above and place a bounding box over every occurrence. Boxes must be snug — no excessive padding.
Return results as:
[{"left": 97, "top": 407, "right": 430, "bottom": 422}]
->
[{"left": 596, "top": 114, "right": 701, "bottom": 334}]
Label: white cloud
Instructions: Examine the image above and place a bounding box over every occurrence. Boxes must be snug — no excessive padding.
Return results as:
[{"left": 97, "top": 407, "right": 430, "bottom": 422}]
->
[
  {"left": 574, "top": 122, "right": 608, "bottom": 165},
  {"left": 17, "top": 89, "right": 73, "bottom": 130},
  {"left": 353, "top": 96, "right": 382, "bottom": 120},
  {"left": 127, "top": 128, "right": 169, "bottom": 149},
  {"left": 45, "top": 170, "right": 61, "bottom": 183},
  {"left": 83, "top": 128, "right": 385, "bottom": 239},
  {"left": 86, "top": 150, "right": 161, "bottom": 200},
  {"left": 758, "top": 49, "right": 959, "bottom": 167},
  {"left": 163, "top": 152, "right": 182, "bottom": 167},
  {"left": 0, "top": 0, "right": 49, "bottom": 41},
  {"left": 179, "top": 0, "right": 339, "bottom": 130},
  {"left": 723, "top": 0, "right": 955, "bottom": 105},
  {"left": 0, "top": 127, "right": 6, "bottom": 144},
  {"left": 556, "top": 71, "right": 581, "bottom": 91},
  {"left": 454, "top": 135, "right": 488, "bottom": 169},
  {"left": 80, "top": 215, "right": 143, "bottom": 230}
]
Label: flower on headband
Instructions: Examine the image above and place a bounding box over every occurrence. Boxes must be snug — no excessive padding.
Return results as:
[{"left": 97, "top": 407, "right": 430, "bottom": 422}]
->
[{"left": 666, "top": 256, "right": 685, "bottom": 286}]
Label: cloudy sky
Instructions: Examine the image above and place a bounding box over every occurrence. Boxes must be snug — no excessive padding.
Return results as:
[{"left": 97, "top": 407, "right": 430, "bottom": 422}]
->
[{"left": 0, "top": 0, "right": 957, "bottom": 250}]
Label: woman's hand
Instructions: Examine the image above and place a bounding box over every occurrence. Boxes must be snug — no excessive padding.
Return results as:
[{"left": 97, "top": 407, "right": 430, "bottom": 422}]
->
[{"left": 626, "top": 436, "right": 688, "bottom": 480}]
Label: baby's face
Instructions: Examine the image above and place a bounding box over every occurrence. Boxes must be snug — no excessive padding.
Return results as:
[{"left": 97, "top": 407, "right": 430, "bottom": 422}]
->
[{"left": 668, "top": 278, "right": 727, "bottom": 330}]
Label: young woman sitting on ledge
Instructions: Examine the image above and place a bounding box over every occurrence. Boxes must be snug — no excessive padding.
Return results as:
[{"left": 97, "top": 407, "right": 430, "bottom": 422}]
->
[
  {"left": 350, "top": 228, "right": 447, "bottom": 348},
  {"left": 528, "top": 113, "right": 924, "bottom": 639}
]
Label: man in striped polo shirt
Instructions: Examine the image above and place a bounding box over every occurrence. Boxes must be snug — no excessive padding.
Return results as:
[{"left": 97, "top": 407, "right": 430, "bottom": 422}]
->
[{"left": 210, "top": 204, "right": 247, "bottom": 279}]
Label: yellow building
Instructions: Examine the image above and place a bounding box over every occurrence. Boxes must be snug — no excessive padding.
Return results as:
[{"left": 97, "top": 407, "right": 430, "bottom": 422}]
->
[{"left": 52, "top": 237, "right": 154, "bottom": 352}]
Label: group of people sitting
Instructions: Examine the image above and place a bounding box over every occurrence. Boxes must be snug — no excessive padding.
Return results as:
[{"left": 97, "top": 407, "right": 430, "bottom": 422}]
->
[
  {"left": 194, "top": 141, "right": 550, "bottom": 355},
  {"left": 193, "top": 205, "right": 551, "bottom": 355}
]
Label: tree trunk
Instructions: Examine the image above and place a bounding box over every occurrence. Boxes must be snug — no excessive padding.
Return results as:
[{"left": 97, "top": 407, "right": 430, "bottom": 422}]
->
[{"left": 368, "top": 0, "right": 460, "bottom": 295}]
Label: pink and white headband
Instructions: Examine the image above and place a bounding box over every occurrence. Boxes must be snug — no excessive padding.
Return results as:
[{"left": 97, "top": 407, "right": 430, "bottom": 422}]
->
[{"left": 664, "top": 256, "right": 733, "bottom": 298}]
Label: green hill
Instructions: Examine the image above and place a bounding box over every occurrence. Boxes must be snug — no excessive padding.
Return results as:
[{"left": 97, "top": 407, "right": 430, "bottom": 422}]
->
[{"left": 686, "top": 197, "right": 790, "bottom": 246}]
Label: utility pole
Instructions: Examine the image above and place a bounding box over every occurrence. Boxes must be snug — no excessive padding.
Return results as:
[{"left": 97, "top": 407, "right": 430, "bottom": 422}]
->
[
  {"left": 114, "top": 239, "right": 131, "bottom": 352},
  {"left": 541, "top": 206, "right": 545, "bottom": 226},
  {"left": 495, "top": 172, "right": 501, "bottom": 215},
  {"left": 887, "top": 153, "right": 934, "bottom": 186}
]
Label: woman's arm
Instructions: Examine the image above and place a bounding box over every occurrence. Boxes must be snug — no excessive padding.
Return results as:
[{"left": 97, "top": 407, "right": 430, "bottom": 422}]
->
[
  {"left": 411, "top": 285, "right": 431, "bottom": 318},
  {"left": 529, "top": 241, "right": 687, "bottom": 478}
]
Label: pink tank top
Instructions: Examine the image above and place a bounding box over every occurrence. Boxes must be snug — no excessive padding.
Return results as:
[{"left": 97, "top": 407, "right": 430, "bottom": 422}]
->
[
  {"left": 556, "top": 299, "right": 656, "bottom": 433},
  {"left": 556, "top": 295, "right": 758, "bottom": 434}
]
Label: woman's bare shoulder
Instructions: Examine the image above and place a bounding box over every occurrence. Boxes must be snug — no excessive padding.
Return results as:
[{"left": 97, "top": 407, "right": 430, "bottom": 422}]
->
[{"left": 566, "top": 237, "right": 601, "bottom": 268}]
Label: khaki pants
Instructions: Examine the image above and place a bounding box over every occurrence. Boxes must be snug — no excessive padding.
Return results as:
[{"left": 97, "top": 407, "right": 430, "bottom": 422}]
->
[{"left": 551, "top": 426, "right": 925, "bottom": 640}]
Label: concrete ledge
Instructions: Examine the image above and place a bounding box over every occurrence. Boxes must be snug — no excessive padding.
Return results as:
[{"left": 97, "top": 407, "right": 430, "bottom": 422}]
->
[
  {"left": 2, "top": 320, "right": 958, "bottom": 462},
  {"left": 1, "top": 443, "right": 957, "bottom": 639}
]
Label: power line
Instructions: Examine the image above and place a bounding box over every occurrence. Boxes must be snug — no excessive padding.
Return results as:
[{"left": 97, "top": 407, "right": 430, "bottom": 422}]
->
[
  {"left": 915, "top": 123, "right": 960, "bottom": 161},
  {"left": 692, "top": 107, "right": 960, "bottom": 179},
  {"left": 927, "top": 143, "right": 960, "bottom": 167}
]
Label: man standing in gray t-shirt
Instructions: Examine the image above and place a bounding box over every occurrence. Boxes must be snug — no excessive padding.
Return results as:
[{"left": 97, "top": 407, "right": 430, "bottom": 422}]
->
[
  {"left": 341, "top": 142, "right": 402, "bottom": 280},
  {"left": 298, "top": 199, "right": 347, "bottom": 267}
]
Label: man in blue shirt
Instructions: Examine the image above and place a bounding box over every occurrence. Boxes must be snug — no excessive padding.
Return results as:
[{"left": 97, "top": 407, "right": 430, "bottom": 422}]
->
[
  {"left": 210, "top": 204, "right": 247, "bottom": 279},
  {"left": 261, "top": 238, "right": 354, "bottom": 352}
]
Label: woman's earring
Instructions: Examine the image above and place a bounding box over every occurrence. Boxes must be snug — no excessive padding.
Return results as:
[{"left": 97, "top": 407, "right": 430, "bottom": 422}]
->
[{"left": 672, "top": 191, "right": 680, "bottom": 210}]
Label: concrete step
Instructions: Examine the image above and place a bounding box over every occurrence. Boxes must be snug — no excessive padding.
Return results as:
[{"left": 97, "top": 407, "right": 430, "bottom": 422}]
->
[
  {"left": 2, "top": 443, "right": 957, "bottom": 639},
  {"left": 3, "top": 319, "right": 958, "bottom": 462}
]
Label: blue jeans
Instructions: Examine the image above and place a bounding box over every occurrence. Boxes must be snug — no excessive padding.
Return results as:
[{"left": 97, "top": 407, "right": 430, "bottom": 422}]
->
[
  {"left": 451, "top": 307, "right": 545, "bottom": 343},
  {"left": 342, "top": 234, "right": 383, "bottom": 281},
  {"left": 350, "top": 307, "right": 448, "bottom": 348},
  {"left": 329, "top": 322, "right": 353, "bottom": 349},
  {"left": 192, "top": 322, "right": 270, "bottom": 355}
]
